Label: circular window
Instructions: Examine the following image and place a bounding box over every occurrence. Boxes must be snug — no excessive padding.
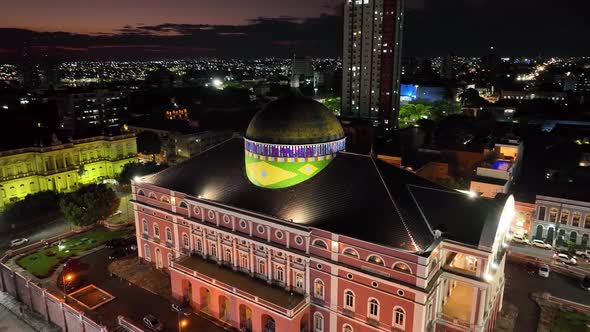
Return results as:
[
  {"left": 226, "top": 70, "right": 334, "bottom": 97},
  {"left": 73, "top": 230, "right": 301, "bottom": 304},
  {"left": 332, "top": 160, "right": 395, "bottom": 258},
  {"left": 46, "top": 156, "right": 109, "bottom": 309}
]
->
[
  {"left": 295, "top": 236, "right": 304, "bottom": 245},
  {"left": 277, "top": 251, "right": 283, "bottom": 257},
  {"left": 257, "top": 225, "right": 265, "bottom": 234},
  {"left": 317, "top": 264, "right": 323, "bottom": 270},
  {"left": 347, "top": 273, "right": 353, "bottom": 280},
  {"left": 371, "top": 281, "right": 378, "bottom": 288},
  {"left": 296, "top": 258, "right": 303, "bottom": 263},
  {"left": 275, "top": 230, "right": 284, "bottom": 239},
  {"left": 223, "top": 215, "right": 231, "bottom": 224},
  {"left": 196, "top": 226, "right": 201, "bottom": 231},
  {"left": 397, "top": 289, "right": 405, "bottom": 296},
  {"left": 207, "top": 211, "right": 215, "bottom": 220},
  {"left": 193, "top": 207, "right": 200, "bottom": 215},
  {"left": 239, "top": 220, "right": 247, "bottom": 229}
]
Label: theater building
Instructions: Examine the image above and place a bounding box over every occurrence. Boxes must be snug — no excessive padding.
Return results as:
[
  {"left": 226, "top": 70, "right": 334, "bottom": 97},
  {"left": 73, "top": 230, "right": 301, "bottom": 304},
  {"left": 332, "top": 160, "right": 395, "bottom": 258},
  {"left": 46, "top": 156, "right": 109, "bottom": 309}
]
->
[{"left": 131, "top": 96, "right": 512, "bottom": 332}]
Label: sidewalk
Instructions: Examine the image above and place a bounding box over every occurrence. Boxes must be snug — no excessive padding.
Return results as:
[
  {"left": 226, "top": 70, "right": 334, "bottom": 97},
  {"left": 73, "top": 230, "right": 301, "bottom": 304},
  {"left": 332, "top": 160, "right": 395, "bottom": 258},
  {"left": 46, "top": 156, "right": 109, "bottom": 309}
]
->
[{"left": 0, "top": 291, "right": 61, "bottom": 332}]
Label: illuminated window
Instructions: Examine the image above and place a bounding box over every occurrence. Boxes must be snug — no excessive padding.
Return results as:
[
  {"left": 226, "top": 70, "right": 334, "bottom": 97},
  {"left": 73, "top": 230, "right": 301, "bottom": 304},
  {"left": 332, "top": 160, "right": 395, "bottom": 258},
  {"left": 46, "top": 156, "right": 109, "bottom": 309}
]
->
[
  {"left": 585, "top": 215, "right": 590, "bottom": 229},
  {"left": 241, "top": 255, "right": 248, "bottom": 269},
  {"left": 225, "top": 248, "right": 232, "bottom": 263},
  {"left": 342, "top": 247, "right": 359, "bottom": 258},
  {"left": 549, "top": 208, "right": 558, "bottom": 222},
  {"left": 573, "top": 212, "right": 581, "bottom": 227},
  {"left": 209, "top": 243, "right": 217, "bottom": 258},
  {"left": 314, "top": 279, "right": 325, "bottom": 299},
  {"left": 258, "top": 260, "right": 266, "bottom": 275},
  {"left": 161, "top": 196, "right": 170, "bottom": 203},
  {"left": 393, "top": 262, "right": 412, "bottom": 274},
  {"left": 367, "top": 255, "right": 385, "bottom": 266},
  {"left": 560, "top": 210, "right": 569, "bottom": 225},
  {"left": 276, "top": 266, "right": 284, "bottom": 282}
]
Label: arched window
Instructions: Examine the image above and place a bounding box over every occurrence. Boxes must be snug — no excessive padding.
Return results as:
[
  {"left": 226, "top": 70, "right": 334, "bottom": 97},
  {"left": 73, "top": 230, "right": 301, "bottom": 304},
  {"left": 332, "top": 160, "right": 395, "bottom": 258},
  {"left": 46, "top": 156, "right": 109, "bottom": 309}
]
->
[
  {"left": 165, "top": 227, "right": 172, "bottom": 242},
  {"left": 312, "top": 239, "right": 328, "bottom": 249},
  {"left": 137, "top": 190, "right": 145, "bottom": 196},
  {"left": 393, "top": 262, "right": 412, "bottom": 274},
  {"left": 161, "top": 196, "right": 170, "bottom": 203},
  {"left": 210, "top": 243, "right": 217, "bottom": 258},
  {"left": 344, "top": 290, "right": 355, "bottom": 310},
  {"left": 313, "top": 312, "right": 324, "bottom": 332},
  {"left": 394, "top": 307, "right": 406, "bottom": 328},
  {"left": 183, "top": 233, "right": 189, "bottom": 249},
  {"left": 343, "top": 324, "right": 353, "bottom": 332},
  {"left": 585, "top": 215, "right": 590, "bottom": 229},
  {"left": 143, "top": 244, "right": 151, "bottom": 261},
  {"left": 258, "top": 260, "right": 266, "bottom": 275},
  {"left": 573, "top": 212, "right": 582, "bottom": 227},
  {"left": 142, "top": 219, "right": 148, "bottom": 234},
  {"left": 225, "top": 248, "right": 232, "bottom": 263},
  {"left": 153, "top": 224, "right": 160, "bottom": 238},
  {"left": 196, "top": 239, "right": 202, "bottom": 252},
  {"left": 368, "top": 298, "right": 379, "bottom": 319},
  {"left": 167, "top": 253, "right": 173, "bottom": 267},
  {"left": 570, "top": 231, "right": 578, "bottom": 243},
  {"left": 148, "top": 192, "right": 157, "bottom": 200},
  {"left": 241, "top": 255, "right": 248, "bottom": 269},
  {"left": 314, "top": 279, "right": 325, "bottom": 299},
  {"left": 276, "top": 266, "right": 284, "bottom": 282},
  {"left": 295, "top": 274, "right": 304, "bottom": 289},
  {"left": 342, "top": 247, "right": 359, "bottom": 258},
  {"left": 549, "top": 208, "right": 558, "bottom": 222},
  {"left": 560, "top": 210, "right": 569, "bottom": 224},
  {"left": 367, "top": 255, "right": 385, "bottom": 266},
  {"left": 179, "top": 201, "right": 188, "bottom": 208}
]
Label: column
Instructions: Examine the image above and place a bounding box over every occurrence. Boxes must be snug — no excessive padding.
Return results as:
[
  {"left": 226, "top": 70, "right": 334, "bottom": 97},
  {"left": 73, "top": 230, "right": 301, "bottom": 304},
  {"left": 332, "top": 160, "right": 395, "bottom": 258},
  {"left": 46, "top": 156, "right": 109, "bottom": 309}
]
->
[
  {"left": 232, "top": 238, "right": 238, "bottom": 271},
  {"left": 285, "top": 256, "right": 291, "bottom": 291},
  {"left": 304, "top": 262, "right": 310, "bottom": 295},
  {"left": 216, "top": 233, "right": 222, "bottom": 265},
  {"left": 249, "top": 243, "right": 255, "bottom": 277},
  {"left": 266, "top": 248, "right": 272, "bottom": 284}
]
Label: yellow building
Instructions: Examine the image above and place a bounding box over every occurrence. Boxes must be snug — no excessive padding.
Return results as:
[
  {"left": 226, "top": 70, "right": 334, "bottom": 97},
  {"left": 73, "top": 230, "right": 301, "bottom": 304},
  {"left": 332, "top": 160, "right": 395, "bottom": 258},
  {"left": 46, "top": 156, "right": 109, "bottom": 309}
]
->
[{"left": 0, "top": 133, "right": 137, "bottom": 208}]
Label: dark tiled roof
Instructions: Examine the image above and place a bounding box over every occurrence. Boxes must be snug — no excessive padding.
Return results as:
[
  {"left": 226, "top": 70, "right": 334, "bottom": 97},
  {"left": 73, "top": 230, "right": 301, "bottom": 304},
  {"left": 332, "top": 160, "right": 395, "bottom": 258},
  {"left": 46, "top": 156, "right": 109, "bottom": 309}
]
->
[
  {"left": 471, "top": 175, "right": 509, "bottom": 186},
  {"left": 144, "top": 139, "right": 504, "bottom": 252}
]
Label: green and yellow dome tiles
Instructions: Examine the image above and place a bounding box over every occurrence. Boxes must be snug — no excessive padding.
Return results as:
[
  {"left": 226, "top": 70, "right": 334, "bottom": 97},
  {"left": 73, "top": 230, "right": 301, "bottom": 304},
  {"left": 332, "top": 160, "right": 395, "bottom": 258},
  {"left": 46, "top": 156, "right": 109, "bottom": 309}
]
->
[{"left": 244, "top": 96, "right": 345, "bottom": 189}]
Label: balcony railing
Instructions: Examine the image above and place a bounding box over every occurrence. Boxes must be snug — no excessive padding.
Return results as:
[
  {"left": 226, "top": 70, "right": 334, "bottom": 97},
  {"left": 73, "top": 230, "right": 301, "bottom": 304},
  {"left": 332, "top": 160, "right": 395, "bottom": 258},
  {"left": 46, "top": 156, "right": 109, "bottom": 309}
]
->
[
  {"left": 170, "top": 255, "right": 308, "bottom": 318},
  {"left": 436, "top": 313, "right": 479, "bottom": 331}
]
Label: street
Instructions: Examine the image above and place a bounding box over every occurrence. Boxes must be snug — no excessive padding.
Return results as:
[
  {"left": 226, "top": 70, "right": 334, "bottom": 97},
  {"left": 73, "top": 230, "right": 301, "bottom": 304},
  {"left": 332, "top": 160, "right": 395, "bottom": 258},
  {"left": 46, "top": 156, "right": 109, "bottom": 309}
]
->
[
  {"left": 504, "top": 259, "right": 590, "bottom": 332},
  {"left": 0, "top": 218, "right": 71, "bottom": 255},
  {"left": 509, "top": 242, "right": 590, "bottom": 276},
  {"left": 73, "top": 248, "right": 227, "bottom": 332}
]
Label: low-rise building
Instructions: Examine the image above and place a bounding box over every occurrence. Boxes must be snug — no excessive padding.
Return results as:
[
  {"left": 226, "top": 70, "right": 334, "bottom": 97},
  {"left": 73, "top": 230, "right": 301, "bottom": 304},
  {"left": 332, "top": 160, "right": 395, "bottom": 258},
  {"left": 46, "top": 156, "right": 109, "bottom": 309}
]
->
[
  {"left": 0, "top": 133, "right": 136, "bottom": 208},
  {"left": 470, "top": 139, "right": 523, "bottom": 198},
  {"left": 531, "top": 194, "right": 590, "bottom": 248}
]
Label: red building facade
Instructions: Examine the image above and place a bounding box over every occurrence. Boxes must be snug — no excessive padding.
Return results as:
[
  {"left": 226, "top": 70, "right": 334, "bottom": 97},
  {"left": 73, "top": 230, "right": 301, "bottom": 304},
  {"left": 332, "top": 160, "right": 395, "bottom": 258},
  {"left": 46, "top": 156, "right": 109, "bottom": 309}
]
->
[{"left": 131, "top": 97, "right": 511, "bottom": 332}]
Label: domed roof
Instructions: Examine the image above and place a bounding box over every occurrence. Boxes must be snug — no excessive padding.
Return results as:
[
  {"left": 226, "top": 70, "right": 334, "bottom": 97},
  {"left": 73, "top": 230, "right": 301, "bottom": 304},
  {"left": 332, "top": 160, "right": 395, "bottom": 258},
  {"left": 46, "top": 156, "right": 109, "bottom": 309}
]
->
[{"left": 246, "top": 96, "right": 344, "bottom": 144}]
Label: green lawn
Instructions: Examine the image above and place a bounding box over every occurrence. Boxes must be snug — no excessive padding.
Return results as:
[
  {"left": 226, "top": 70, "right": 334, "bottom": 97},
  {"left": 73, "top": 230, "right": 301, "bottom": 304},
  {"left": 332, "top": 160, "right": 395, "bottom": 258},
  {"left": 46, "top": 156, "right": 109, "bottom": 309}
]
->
[
  {"left": 552, "top": 311, "right": 590, "bottom": 332},
  {"left": 16, "top": 228, "right": 130, "bottom": 278}
]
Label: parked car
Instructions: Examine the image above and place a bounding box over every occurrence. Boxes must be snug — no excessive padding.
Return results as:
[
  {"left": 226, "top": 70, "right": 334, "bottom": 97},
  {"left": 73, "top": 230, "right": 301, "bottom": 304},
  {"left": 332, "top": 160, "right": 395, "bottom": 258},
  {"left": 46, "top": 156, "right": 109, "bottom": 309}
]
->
[
  {"left": 171, "top": 303, "right": 191, "bottom": 316},
  {"left": 575, "top": 249, "right": 590, "bottom": 258},
  {"left": 531, "top": 240, "right": 552, "bottom": 250},
  {"left": 555, "top": 253, "right": 577, "bottom": 265},
  {"left": 9, "top": 238, "right": 29, "bottom": 247},
  {"left": 142, "top": 314, "right": 163, "bottom": 331},
  {"left": 581, "top": 276, "right": 590, "bottom": 291},
  {"left": 511, "top": 234, "right": 529, "bottom": 244},
  {"left": 108, "top": 249, "right": 131, "bottom": 260},
  {"left": 104, "top": 239, "right": 125, "bottom": 249},
  {"left": 539, "top": 264, "right": 550, "bottom": 278}
]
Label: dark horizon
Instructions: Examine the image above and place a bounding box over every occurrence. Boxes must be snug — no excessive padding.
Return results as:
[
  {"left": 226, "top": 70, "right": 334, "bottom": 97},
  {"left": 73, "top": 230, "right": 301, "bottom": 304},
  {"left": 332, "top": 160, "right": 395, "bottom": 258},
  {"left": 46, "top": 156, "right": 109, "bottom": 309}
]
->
[{"left": 1, "top": 0, "right": 589, "bottom": 60}]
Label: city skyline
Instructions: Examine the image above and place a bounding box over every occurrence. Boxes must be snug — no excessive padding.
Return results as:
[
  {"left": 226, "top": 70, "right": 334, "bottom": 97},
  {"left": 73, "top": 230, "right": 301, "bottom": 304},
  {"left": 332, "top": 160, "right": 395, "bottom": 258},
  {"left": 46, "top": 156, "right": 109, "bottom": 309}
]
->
[{"left": 0, "top": 0, "right": 589, "bottom": 59}]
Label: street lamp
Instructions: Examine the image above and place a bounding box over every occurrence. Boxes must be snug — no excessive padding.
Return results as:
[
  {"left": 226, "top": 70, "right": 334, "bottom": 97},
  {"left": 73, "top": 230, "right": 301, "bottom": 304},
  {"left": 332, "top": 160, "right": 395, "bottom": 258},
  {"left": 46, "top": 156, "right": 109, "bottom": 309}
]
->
[
  {"left": 178, "top": 317, "right": 188, "bottom": 332},
  {"left": 63, "top": 273, "right": 73, "bottom": 301}
]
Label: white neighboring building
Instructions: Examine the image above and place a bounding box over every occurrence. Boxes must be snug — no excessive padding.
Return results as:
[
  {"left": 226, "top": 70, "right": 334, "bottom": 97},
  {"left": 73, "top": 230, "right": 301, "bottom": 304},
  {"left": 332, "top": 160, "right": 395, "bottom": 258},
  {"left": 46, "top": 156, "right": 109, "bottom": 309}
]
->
[{"left": 531, "top": 195, "right": 590, "bottom": 248}]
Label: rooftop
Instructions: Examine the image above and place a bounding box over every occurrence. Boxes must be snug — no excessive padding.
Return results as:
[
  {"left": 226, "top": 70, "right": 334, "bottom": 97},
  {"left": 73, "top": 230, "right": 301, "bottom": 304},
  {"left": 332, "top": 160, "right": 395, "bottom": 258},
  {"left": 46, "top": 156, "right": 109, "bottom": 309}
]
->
[{"left": 143, "top": 139, "right": 506, "bottom": 252}]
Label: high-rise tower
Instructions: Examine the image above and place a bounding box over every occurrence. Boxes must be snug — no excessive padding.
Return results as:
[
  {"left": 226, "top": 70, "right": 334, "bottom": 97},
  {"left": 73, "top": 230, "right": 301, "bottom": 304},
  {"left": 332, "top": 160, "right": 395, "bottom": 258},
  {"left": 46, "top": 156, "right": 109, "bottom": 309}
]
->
[{"left": 341, "top": 0, "right": 405, "bottom": 129}]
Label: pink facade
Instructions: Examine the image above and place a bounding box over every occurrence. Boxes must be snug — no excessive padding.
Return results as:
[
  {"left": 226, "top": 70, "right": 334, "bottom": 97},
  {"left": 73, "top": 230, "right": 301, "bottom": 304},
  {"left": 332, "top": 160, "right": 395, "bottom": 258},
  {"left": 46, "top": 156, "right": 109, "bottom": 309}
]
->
[{"left": 132, "top": 182, "right": 508, "bottom": 332}]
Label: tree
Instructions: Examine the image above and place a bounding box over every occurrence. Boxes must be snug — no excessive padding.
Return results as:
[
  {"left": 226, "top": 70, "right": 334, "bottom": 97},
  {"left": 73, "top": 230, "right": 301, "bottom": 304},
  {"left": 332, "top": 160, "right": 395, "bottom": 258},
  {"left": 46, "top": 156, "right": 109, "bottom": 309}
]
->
[
  {"left": 322, "top": 97, "right": 341, "bottom": 116},
  {"left": 1, "top": 191, "right": 61, "bottom": 225},
  {"left": 399, "top": 103, "right": 432, "bottom": 128},
  {"left": 136, "top": 131, "right": 162, "bottom": 156},
  {"left": 59, "top": 184, "right": 120, "bottom": 227},
  {"left": 117, "top": 162, "right": 169, "bottom": 186}
]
